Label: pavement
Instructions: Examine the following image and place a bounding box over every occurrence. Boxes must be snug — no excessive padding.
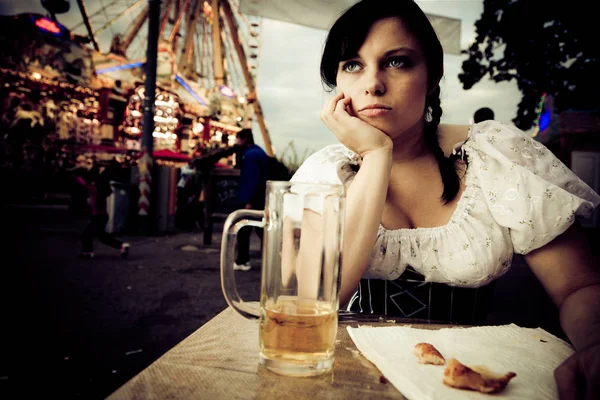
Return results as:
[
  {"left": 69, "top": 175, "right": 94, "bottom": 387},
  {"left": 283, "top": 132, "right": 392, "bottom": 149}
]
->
[{"left": 0, "top": 203, "right": 262, "bottom": 399}]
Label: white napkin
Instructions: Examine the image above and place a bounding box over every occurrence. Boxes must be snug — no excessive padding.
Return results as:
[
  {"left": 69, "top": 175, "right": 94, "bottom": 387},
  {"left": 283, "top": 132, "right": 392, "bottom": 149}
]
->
[{"left": 347, "top": 324, "right": 574, "bottom": 399}]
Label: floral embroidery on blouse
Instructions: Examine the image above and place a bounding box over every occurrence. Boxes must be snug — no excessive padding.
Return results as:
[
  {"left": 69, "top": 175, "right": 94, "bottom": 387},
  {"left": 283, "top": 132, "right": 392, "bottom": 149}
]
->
[{"left": 291, "top": 121, "right": 600, "bottom": 288}]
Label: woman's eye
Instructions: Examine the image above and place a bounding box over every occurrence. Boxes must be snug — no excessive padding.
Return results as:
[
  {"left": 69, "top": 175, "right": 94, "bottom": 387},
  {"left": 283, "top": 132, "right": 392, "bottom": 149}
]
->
[
  {"left": 342, "top": 61, "right": 361, "bottom": 73},
  {"left": 387, "top": 57, "right": 410, "bottom": 68}
]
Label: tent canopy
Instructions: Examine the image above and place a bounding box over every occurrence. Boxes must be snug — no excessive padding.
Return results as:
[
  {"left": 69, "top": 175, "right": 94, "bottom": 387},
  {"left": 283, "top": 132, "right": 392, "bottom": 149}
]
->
[{"left": 240, "top": 0, "right": 461, "bottom": 55}]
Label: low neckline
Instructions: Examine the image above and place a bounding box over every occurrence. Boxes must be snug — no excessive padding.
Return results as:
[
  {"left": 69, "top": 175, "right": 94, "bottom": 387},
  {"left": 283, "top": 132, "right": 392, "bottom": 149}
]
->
[{"left": 378, "top": 124, "right": 476, "bottom": 237}]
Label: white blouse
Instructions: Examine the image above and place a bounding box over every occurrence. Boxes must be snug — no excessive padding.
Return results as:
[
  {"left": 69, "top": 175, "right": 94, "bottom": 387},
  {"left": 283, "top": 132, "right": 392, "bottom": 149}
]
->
[{"left": 291, "top": 121, "right": 600, "bottom": 288}]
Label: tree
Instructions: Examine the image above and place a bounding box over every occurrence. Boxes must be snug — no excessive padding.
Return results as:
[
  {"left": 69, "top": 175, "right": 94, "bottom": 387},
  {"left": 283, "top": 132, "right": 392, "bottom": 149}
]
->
[{"left": 459, "top": 0, "right": 599, "bottom": 130}]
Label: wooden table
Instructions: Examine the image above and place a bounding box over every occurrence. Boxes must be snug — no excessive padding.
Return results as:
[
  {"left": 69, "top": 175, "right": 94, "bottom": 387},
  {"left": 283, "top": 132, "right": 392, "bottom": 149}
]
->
[{"left": 108, "top": 307, "right": 455, "bottom": 399}]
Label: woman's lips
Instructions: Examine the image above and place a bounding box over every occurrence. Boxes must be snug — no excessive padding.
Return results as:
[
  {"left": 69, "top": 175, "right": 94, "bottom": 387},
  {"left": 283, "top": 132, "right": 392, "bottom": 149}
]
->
[{"left": 358, "top": 108, "right": 392, "bottom": 117}]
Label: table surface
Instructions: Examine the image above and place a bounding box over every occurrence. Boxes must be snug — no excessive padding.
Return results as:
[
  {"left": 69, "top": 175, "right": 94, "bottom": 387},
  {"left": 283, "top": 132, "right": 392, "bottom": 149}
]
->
[{"left": 108, "top": 307, "right": 459, "bottom": 399}]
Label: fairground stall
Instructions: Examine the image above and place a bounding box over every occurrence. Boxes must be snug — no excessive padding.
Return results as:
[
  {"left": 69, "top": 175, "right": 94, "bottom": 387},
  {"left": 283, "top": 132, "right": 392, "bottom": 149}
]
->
[{"left": 1, "top": 0, "right": 271, "bottom": 233}]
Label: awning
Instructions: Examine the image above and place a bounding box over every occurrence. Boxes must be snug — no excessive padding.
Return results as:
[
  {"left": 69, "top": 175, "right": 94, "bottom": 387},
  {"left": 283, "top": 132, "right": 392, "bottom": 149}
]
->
[{"left": 239, "top": 0, "right": 461, "bottom": 55}]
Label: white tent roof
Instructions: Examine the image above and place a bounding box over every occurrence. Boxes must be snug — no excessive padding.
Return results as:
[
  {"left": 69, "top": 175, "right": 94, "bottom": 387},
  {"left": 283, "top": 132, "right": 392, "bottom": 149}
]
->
[{"left": 240, "top": 0, "right": 461, "bottom": 55}]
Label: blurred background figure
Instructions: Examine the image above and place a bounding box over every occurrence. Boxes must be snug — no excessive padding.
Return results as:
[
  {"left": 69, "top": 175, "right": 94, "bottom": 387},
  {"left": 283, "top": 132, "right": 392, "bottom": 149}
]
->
[
  {"left": 76, "top": 159, "right": 130, "bottom": 259},
  {"left": 175, "top": 160, "right": 198, "bottom": 231},
  {"left": 473, "top": 107, "right": 495, "bottom": 123}
]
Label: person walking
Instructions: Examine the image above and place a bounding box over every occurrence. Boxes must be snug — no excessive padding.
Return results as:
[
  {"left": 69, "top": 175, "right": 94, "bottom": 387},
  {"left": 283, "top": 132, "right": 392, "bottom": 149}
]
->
[{"left": 78, "top": 160, "right": 130, "bottom": 259}]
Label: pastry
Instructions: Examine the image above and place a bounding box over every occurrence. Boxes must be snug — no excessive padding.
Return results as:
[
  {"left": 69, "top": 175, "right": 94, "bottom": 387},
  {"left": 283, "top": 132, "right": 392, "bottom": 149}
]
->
[
  {"left": 413, "top": 342, "right": 445, "bottom": 365},
  {"left": 443, "top": 358, "right": 516, "bottom": 394}
]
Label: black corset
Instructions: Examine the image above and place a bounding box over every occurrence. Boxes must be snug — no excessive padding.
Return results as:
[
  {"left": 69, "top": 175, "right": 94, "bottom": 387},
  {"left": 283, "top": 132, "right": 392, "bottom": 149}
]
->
[{"left": 346, "top": 267, "right": 495, "bottom": 325}]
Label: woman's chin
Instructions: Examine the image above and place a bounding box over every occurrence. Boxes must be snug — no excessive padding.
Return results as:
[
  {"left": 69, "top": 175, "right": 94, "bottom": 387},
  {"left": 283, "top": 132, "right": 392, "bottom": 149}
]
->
[{"left": 362, "top": 120, "right": 394, "bottom": 136}]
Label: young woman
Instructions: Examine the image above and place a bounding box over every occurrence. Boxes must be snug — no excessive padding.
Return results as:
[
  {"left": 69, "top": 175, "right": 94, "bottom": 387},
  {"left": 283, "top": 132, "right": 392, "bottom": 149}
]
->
[{"left": 292, "top": 1, "right": 600, "bottom": 397}]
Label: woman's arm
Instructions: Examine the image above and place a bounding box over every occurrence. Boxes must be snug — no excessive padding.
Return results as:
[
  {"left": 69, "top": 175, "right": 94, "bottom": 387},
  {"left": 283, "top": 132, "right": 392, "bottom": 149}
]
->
[
  {"left": 339, "top": 147, "right": 392, "bottom": 305},
  {"left": 524, "top": 224, "right": 600, "bottom": 398},
  {"left": 320, "top": 92, "right": 394, "bottom": 306},
  {"left": 524, "top": 224, "right": 600, "bottom": 349}
]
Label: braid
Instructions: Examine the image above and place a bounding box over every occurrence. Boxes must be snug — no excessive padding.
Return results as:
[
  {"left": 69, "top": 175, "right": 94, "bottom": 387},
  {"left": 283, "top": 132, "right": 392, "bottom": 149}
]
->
[{"left": 424, "top": 86, "right": 461, "bottom": 204}]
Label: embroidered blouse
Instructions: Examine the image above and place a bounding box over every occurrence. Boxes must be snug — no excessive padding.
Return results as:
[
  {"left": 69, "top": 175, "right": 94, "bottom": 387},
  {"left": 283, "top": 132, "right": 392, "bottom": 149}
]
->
[{"left": 291, "top": 121, "right": 600, "bottom": 289}]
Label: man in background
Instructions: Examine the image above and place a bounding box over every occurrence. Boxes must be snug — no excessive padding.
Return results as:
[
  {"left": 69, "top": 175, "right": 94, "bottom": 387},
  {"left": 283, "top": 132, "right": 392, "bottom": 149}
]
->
[{"left": 234, "top": 129, "right": 268, "bottom": 271}]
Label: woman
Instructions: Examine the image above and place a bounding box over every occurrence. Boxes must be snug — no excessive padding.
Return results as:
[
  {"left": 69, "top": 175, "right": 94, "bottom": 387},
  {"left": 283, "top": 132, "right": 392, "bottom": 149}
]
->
[{"left": 291, "top": 1, "right": 600, "bottom": 397}]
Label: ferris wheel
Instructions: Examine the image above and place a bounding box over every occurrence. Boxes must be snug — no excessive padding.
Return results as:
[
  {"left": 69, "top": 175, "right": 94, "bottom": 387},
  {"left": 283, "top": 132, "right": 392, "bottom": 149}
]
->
[{"left": 65, "top": 0, "right": 272, "bottom": 155}]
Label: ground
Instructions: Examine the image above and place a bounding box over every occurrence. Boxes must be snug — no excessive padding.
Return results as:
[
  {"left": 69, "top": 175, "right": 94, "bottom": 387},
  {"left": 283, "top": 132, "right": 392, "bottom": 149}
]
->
[{"left": 0, "top": 203, "right": 262, "bottom": 399}]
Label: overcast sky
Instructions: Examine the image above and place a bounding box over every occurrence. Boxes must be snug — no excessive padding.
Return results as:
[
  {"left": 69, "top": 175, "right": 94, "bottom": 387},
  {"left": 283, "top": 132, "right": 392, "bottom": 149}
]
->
[{"left": 0, "top": 0, "right": 523, "bottom": 159}]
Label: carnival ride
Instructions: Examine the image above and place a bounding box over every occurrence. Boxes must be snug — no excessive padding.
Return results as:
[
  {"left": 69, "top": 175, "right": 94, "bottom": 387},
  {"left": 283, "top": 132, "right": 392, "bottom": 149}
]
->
[{"left": 81, "top": 0, "right": 274, "bottom": 157}]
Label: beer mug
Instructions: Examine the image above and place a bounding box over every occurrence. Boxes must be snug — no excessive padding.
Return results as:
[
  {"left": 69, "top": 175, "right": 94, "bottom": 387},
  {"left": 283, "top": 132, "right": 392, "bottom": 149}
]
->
[{"left": 221, "top": 181, "right": 345, "bottom": 377}]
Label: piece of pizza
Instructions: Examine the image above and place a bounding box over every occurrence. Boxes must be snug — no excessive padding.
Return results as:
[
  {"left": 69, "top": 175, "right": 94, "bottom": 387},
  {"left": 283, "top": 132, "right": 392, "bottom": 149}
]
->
[
  {"left": 443, "top": 358, "right": 516, "bottom": 394},
  {"left": 413, "top": 343, "right": 445, "bottom": 365}
]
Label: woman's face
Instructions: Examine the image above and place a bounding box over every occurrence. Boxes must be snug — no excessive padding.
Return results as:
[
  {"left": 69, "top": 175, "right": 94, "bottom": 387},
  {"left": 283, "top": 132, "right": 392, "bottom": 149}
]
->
[{"left": 335, "top": 17, "right": 430, "bottom": 139}]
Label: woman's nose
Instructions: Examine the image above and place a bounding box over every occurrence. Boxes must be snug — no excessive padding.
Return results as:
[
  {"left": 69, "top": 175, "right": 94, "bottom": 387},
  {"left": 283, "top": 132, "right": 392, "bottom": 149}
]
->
[{"left": 363, "top": 70, "right": 386, "bottom": 96}]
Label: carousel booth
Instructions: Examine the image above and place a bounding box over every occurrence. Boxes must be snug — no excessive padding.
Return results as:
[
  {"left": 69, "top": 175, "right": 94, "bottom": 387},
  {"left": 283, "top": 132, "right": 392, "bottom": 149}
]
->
[
  {"left": 0, "top": 14, "right": 101, "bottom": 137},
  {"left": 88, "top": 35, "right": 251, "bottom": 232},
  {"left": 0, "top": 13, "right": 246, "bottom": 232},
  {"left": 74, "top": 83, "right": 198, "bottom": 234},
  {"left": 115, "top": 82, "right": 243, "bottom": 234},
  {"left": 0, "top": 14, "right": 105, "bottom": 201}
]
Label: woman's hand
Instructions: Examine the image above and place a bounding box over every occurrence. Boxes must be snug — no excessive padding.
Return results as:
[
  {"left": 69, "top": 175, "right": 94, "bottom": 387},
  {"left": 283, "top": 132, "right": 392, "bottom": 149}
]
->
[
  {"left": 320, "top": 92, "right": 392, "bottom": 157},
  {"left": 555, "top": 342, "right": 600, "bottom": 399}
]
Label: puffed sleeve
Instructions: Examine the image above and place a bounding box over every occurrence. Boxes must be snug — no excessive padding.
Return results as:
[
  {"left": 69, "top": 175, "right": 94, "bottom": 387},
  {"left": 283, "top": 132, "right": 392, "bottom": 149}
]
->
[
  {"left": 291, "top": 144, "right": 360, "bottom": 187},
  {"left": 463, "top": 121, "right": 600, "bottom": 254}
]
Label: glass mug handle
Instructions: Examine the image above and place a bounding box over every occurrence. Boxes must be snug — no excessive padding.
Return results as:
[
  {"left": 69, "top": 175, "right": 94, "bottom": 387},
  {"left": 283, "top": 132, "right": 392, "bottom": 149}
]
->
[{"left": 220, "top": 209, "right": 265, "bottom": 320}]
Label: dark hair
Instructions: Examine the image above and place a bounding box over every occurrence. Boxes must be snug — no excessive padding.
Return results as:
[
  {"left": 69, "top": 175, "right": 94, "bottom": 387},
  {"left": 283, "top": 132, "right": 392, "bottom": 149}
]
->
[
  {"left": 320, "top": 0, "right": 461, "bottom": 203},
  {"left": 237, "top": 128, "right": 254, "bottom": 144},
  {"left": 473, "top": 107, "right": 495, "bottom": 123}
]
